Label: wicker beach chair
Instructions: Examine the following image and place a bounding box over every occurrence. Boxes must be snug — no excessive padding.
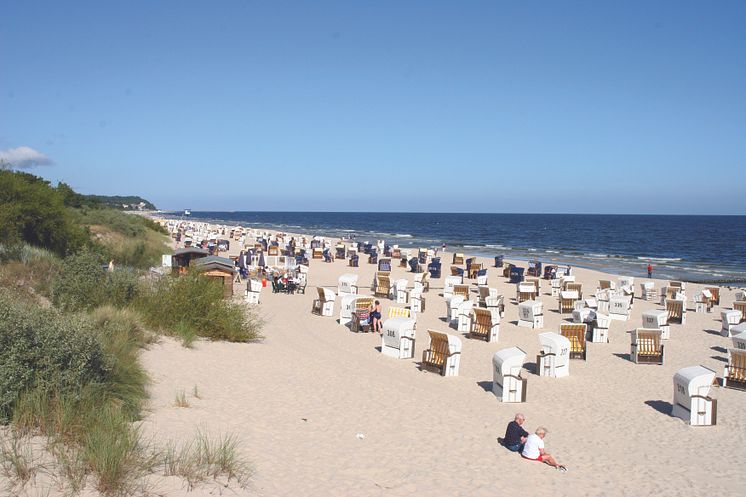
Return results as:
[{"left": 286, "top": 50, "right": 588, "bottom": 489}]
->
[
  {"left": 375, "top": 274, "right": 391, "bottom": 298},
  {"left": 734, "top": 301, "right": 746, "bottom": 323},
  {"left": 559, "top": 291, "right": 579, "bottom": 314},
  {"left": 516, "top": 282, "right": 537, "bottom": 303},
  {"left": 388, "top": 306, "right": 411, "bottom": 319},
  {"left": 631, "top": 328, "right": 664, "bottom": 364},
  {"left": 453, "top": 253, "right": 465, "bottom": 265},
  {"left": 467, "top": 262, "right": 483, "bottom": 279},
  {"left": 454, "top": 284, "right": 470, "bottom": 300},
  {"left": 566, "top": 282, "right": 583, "bottom": 300},
  {"left": 560, "top": 323, "right": 587, "bottom": 361},
  {"left": 723, "top": 349, "right": 746, "bottom": 391},
  {"left": 705, "top": 286, "right": 721, "bottom": 306},
  {"left": 311, "top": 287, "right": 336, "bottom": 317},
  {"left": 421, "top": 330, "right": 462, "bottom": 377},
  {"left": 666, "top": 299, "right": 687, "bottom": 325},
  {"left": 470, "top": 307, "right": 499, "bottom": 342}
]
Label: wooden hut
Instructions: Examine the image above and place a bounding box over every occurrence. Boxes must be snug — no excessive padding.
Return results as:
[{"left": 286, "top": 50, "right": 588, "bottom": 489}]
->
[
  {"left": 171, "top": 247, "right": 210, "bottom": 274},
  {"left": 193, "top": 255, "right": 237, "bottom": 298}
]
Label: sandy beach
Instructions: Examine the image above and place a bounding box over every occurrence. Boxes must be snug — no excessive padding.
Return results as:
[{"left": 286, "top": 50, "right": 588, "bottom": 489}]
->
[{"left": 135, "top": 223, "right": 746, "bottom": 497}]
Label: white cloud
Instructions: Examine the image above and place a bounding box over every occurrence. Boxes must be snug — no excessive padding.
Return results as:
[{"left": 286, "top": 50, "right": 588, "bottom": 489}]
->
[{"left": 0, "top": 146, "right": 54, "bottom": 169}]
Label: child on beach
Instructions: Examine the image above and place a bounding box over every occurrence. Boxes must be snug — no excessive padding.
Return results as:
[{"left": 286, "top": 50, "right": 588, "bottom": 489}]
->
[
  {"left": 647, "top": 263, "right": 653, "bottom": 278},
  {"left": 370, "top": 300, "right": 382, "bottom": 334}
]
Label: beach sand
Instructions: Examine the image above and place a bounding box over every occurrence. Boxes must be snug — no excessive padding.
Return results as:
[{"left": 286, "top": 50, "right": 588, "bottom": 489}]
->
[{"left": 139, "top": 230, "right": 746, "bottom": 496}]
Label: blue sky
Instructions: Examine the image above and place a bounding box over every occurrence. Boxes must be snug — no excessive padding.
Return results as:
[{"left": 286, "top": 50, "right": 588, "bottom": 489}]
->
[{"left": 1, "top": 1, "right": 745, "bottom": 214}]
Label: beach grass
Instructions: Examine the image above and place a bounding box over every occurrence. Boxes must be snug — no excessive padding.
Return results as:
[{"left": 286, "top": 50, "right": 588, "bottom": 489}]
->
[
  {"left": 161, "top": 432, "right": 251, "bottom": 489},
  {"left": 174, "top": 390, "right": 190, "bottom": 408},
  {"left": 135, "top": 272, "right": 263, "bottom": 343}
]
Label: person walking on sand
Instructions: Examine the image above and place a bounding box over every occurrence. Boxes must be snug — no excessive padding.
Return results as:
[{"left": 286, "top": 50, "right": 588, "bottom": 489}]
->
[
  {"left": 521, "top": 427, "right": 567, "bottom": 472},
  {"left": 370, "top": 300, "right": 382, "bottom": 334},
  {"left": 647, "top": 263, "right": 653, "bottom": 278}
]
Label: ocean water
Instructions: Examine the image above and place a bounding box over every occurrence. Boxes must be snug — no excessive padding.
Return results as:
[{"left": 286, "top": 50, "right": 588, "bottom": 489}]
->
[{"left": 178, "top": 212, "right": 746, "bottom": 283}]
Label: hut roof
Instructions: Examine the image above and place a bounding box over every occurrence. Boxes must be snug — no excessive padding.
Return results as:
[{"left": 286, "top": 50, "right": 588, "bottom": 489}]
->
[
  {"left": 193, "top": 255, "right": 236, "bottom": 273},
  {"left": 173, "top": 247, "right": 209, "bottom": 257}
]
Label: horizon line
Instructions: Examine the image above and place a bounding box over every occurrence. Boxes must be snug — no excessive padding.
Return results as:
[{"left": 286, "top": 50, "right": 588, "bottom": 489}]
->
[{"left": 159, "top": 209, "right": 746, "bottom": 217}]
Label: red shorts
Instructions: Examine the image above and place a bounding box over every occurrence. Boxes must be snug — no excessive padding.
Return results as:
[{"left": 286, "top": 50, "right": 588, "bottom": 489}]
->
[{"left": 522, "top": 454, "right": 546, "bottom": 462}]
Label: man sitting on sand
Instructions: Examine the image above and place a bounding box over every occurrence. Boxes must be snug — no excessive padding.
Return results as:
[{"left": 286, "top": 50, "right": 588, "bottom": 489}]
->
[
  {"left": 521, "top": 427, "right": 566, "bottom": 472},
  {"left": 499, "top": 413, "right": 529, "bottom": 452}
]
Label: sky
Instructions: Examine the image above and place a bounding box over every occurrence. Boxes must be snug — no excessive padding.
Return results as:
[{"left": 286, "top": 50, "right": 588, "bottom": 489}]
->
[{"left": 1, "top": 1, "right": 745, "bottom": 214}]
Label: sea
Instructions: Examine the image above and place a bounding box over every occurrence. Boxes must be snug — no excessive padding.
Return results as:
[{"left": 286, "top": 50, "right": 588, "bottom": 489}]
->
[{"left": 173, "top": 212, "right": 746, "bottom": 284}]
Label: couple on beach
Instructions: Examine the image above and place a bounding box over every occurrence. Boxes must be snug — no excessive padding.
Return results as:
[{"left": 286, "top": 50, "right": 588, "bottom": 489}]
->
[{"left": 499, "top": 413, "right": 567, "bottom": 472}]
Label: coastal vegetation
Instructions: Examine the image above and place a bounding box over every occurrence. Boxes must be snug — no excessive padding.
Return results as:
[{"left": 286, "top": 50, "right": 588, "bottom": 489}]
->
[{"left": 0, "top": 170, "right": 258, "bottom": 494}]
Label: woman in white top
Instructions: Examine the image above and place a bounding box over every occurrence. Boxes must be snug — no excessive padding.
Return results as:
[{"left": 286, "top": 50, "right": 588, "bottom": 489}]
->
[{"left": 521, "top": 427, "right": 566, "bottom": 471}]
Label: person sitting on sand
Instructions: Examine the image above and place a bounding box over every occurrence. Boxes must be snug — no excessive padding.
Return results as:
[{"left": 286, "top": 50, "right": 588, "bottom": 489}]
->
[
  {"left": 521, "top": 427, "right": 566, "bottom": 471},
  {"left": 370, "top": 300, "right": 382, "bottom": 334},
  {"left": 499, "top": 413, "right": 529, "bottom": 452}
]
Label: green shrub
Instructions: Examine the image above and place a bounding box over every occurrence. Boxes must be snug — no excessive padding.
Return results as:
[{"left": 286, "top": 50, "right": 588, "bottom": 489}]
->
[
  {"left": 73, "top": 208, "right": 166, "bottom": 238},
  {"left": 0, "top": 293, "right": 109, "bottom": 423},
  {"left": 51, "top": 252, "right": 142, "bottom": 312},
  {"left": 104, "top": 269, "right": 141, "bottom": 307},
  {"left": 51, "top": 251, "right": 106, "bottom": 312},
  {"left": 0, "top": 244, "right": 61, "bottom": 298},
  {"left": 0, "top": 170, "right": 88, "bottom": 256},
  {"left": 135, "top": 273, "right": 262, "bottom": 343}
]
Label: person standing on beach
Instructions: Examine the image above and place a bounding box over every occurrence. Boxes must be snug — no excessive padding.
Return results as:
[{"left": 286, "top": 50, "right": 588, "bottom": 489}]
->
[
  {"left": 647, "top": 263, "right": 653, "bottom": 278},
  {"left": 370, "top": 300, "right": 382, "bottom": 334}
]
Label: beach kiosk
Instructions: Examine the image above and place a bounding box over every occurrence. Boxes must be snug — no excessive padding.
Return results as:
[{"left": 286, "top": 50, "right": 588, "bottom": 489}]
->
[
  {"left": 338, "top": 274, "right": 359, "bottom": 298},
  {"left": 672, "top": 366, "right": 717, "bottom": 426},
  {"left": 518, "top": 300, "right": 544, "bottom": 329},
  {"left": 381, "top": 317, "right": 416, "bottom": 359},
  {"left": 537, "top": 332, "right": 570, "bottom": 378},
  {"left": 492, "top": 347, "right": 528, "bottom": 403},
  {"left": 642, "top": 309, "right": 671, "bottom": 339}
]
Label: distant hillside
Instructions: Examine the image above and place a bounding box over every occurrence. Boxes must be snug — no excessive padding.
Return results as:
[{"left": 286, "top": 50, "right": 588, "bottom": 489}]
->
[{"left": 84, "top": 195, "right": 157, "bottom": 211}]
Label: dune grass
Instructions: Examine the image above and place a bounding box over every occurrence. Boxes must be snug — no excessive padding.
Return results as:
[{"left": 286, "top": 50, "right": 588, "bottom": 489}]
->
[
  {"left": 174, "top": 390, "right": 190, "bottom": 408},
  {"left": 161, "top": 432, "right": 251, "bottom": 490},
  {"left": 135, "top": 273, "right": 263, "bottom": 343},
  {"left": 0, "top": 429, "right": 38, "bottom": 487}
]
